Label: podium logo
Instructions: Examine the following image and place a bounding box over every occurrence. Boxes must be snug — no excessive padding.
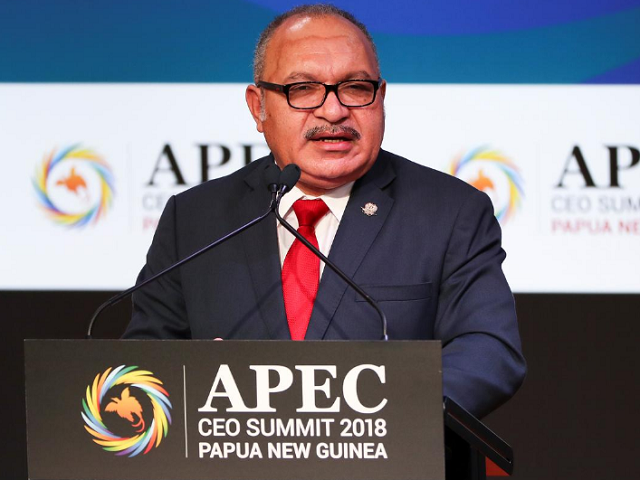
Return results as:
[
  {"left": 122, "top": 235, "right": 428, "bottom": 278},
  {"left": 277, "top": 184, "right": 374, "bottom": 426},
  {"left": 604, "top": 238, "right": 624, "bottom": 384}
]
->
[
  {"left": 81, "top": 366, "right": 172, "bottom": 457},
  {"left": 32, "top": 144, "right": 115, "bottom": 228},
  {"left": 449, "top": 146, "right": 524, "bottom": 224}
]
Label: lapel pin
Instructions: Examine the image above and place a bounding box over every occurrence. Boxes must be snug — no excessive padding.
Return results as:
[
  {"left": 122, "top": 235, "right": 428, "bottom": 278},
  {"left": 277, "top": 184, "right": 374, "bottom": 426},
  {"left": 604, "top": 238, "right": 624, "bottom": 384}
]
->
[{"left": 361, "top": 202, "right": 378, "bottom": 216}]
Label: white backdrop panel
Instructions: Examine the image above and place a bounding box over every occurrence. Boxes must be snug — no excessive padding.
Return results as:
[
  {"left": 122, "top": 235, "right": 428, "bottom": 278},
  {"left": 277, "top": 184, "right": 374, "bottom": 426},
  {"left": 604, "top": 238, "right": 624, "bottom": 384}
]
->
[{"left": 1, "top": 84, "right": 638, "bottom": 292}]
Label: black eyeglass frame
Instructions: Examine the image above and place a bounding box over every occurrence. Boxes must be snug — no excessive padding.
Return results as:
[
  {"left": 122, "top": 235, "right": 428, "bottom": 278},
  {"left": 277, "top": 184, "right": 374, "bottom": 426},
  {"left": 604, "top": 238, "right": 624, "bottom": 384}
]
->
[{"left": 256, "top": 78, "right": 383, "bottom": 109}]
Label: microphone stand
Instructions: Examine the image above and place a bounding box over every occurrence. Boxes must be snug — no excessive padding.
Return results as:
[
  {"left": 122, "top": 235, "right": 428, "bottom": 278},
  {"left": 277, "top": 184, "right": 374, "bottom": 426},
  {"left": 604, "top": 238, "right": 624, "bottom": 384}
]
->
[{"left": 86, "top": 187, "right": 278, "bottom": 339}]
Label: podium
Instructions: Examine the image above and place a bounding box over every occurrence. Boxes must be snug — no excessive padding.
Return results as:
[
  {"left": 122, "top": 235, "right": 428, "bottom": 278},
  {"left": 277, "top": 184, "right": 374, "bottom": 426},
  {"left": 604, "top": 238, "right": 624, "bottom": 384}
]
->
[{"left": 25, "top": 340, "right": 512, "bottom": 480}]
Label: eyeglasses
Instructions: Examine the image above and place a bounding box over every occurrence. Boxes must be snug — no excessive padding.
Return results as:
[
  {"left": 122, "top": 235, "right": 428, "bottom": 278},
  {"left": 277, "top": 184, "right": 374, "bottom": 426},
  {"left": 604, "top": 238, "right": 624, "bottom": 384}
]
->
[{"left": 256, "top": 79, "right": 382, "bottom": 109}]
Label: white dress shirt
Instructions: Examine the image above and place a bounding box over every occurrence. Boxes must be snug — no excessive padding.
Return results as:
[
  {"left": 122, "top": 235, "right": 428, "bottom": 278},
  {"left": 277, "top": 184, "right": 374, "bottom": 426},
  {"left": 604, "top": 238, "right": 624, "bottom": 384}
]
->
[{"left": 277, "top": 182, "right": 354, "bottom": 278}]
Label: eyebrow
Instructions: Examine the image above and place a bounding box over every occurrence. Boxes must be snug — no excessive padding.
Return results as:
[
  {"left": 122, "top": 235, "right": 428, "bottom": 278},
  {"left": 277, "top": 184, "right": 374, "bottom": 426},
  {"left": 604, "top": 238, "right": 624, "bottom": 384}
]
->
[
  {"left": 283, "top": 71, "right": 377, "bottom": 83},
  {"left": 283, "top": 72, "right": 316, "bottom": 82}
]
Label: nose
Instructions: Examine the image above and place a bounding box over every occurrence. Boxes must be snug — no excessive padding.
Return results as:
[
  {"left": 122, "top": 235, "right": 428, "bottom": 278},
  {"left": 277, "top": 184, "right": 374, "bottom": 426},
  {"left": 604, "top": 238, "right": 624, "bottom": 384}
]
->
[{"left": 313, "top": 90, "right": 350, "bottom": 123}]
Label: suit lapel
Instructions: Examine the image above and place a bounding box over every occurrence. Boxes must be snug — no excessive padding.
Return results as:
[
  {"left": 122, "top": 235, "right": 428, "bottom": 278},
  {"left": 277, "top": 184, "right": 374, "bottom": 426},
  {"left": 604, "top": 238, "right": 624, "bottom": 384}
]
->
[
  {"left": 240, "top": 159, "right": 290, "bottom": 339},
  {"left": 305, "top": 152, "right": 396, "bottom": 339}
]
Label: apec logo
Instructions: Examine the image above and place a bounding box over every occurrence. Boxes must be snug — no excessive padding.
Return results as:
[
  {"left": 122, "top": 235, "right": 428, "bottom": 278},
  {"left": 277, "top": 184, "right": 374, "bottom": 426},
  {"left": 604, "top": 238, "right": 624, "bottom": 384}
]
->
[
  {"left": 551, "top": 145, "right": 640, "bottom": 235},
  {"left": 449, "top": 146, "right": 524, "bottom": 225},
  {"left": 198, "top": 363, "right": 387, "bottom": 414},
  {"left": 195, "top": 363, "right": 389, "bottom": 461},
  {"left": 32, "top": 144, "right": 115, "bottom": 228},
  {"left": 81, "top": 366, "right": 172, "bottom": 457}
]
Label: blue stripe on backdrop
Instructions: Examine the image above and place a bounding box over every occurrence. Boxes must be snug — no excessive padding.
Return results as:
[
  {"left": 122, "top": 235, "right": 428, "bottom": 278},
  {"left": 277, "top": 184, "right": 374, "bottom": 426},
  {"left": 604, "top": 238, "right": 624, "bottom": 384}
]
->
[
  {"left": 0, "top": 0, "right": 273, "bottom": 83},
  {"left": 584, "top": 55, "right": 640, "bottom": 83},
  {"left": 1, "top": 0, "right": 639, "bottom": 83},
  {"left": 250, "top": 0, "right": 640, "bottom": 35},
  {"left": 374, "top": 7, "right": 640, "bottom": 84}
]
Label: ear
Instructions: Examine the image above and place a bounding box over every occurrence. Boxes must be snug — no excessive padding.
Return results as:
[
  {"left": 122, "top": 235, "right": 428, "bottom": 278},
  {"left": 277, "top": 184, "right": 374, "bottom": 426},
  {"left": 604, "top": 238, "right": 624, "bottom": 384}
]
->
[
  {"left": 245, "top": 85, "right": 265, "bottom": 133},
  {"left": 379, "top": 79, "right": 387, "bottom": 100}
]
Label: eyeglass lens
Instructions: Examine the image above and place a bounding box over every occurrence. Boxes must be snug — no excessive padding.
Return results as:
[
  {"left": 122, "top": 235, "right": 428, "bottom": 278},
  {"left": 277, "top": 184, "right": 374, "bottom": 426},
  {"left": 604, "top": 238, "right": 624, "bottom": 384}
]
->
[{"left": 288, "top": 81, "right": 376, "bottom": 108}]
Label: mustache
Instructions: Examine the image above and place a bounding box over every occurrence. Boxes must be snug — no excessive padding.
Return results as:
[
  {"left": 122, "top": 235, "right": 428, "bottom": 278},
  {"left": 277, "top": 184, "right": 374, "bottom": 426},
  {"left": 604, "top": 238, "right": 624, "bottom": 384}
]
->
[{"left": 304, "top": 125, "right": 361, "bottom": 141}]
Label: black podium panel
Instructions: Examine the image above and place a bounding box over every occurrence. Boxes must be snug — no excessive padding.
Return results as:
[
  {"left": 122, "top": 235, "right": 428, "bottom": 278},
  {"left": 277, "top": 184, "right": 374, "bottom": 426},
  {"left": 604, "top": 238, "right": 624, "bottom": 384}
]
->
[{"left": 25, "top": 340, "right": 444, "bottom": 480}]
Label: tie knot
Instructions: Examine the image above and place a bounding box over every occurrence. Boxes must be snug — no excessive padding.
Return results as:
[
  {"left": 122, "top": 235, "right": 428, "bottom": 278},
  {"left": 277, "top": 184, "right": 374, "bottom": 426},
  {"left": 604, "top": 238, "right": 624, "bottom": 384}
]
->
[{"left": 293, "top": 199, "right": 329, "bottom": 227}]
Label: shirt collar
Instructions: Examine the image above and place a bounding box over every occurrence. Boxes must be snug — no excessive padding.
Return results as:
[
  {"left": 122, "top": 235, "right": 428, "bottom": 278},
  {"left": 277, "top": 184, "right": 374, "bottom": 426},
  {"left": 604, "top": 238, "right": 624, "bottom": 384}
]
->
[{"left": 278, "top": 182, "right": 354, "bottom": 222}]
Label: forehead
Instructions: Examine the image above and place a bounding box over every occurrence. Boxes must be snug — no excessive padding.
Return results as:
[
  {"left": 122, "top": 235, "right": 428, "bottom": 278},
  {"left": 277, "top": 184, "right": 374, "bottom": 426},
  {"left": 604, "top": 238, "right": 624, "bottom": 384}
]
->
[{"left": 262, "top": 15, "right": 378, "bottom": 82}]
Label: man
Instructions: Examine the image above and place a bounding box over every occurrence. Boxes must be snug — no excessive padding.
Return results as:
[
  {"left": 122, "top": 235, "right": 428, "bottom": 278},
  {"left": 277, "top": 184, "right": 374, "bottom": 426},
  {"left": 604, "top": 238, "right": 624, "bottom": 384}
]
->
[{"left": 124, "top": 4, "right": 526, "bottom": 419}]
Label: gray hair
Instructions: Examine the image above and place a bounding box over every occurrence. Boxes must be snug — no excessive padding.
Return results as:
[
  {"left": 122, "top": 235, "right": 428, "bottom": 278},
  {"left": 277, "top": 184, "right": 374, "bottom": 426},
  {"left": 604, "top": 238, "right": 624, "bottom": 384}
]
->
[{"left": 253, "top": 4, "right": 379, "bottom": 84}]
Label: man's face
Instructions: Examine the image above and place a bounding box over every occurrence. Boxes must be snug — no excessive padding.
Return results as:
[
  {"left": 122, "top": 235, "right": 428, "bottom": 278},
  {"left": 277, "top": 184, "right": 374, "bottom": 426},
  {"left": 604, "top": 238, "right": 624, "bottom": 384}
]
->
[{"left": 246, "top": 15, "right": 386, "bottom": 195}]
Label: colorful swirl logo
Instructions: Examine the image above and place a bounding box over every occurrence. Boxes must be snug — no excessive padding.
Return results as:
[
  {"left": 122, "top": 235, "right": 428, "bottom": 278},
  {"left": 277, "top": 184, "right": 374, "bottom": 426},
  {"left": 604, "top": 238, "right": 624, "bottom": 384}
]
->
[
  {"left": 81, "top": 366, "right": 172, "bottom": 457},
  {"left": 32, "top": 144, "right": 115, "bottom": 227},
  {"left": 449, "top": 146, "right": 524, "bottom": 224}
]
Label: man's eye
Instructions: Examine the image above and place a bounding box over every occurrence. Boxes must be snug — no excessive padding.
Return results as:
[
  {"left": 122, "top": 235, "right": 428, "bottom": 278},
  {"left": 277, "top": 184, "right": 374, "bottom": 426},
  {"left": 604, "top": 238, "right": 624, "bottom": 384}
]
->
[
  {"left": 291, "top": 84, "right": 316, "bottom": 92},
  {"left": 343, "top": 82, "right": 369, "bottom": 91}
]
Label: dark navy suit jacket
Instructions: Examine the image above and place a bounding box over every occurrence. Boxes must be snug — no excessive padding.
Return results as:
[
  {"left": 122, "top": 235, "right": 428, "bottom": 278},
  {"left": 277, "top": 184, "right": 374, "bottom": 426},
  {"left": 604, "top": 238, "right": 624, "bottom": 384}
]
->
[{"left": 124, "top": 150, "right": 526, "bottom": 418}]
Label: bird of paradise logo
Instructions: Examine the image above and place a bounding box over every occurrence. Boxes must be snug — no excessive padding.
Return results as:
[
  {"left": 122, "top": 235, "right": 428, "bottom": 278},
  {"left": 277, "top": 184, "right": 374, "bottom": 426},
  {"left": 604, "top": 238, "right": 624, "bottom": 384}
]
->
[
  {"left": 81, "top": 366, "right": 172, "bottom": 457},
  {"left": 449, "top": 146, "right": 524, "bottom": 224},
  {"left": 32, "top": 144, "right": 115, "bottom": 227}
]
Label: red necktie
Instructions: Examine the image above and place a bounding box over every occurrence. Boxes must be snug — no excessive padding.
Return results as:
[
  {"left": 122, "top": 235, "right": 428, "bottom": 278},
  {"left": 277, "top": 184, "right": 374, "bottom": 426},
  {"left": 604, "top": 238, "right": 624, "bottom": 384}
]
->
[{"left": 282, "top": 199, "right": 329, "bottom": 340}]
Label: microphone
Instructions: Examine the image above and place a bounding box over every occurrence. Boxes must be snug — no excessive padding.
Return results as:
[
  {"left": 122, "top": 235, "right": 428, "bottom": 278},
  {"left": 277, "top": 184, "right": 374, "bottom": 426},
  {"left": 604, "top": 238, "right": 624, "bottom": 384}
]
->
[
  {"left": 265, "top": 161, "right": 281, "bottom": 194},
  {"left": 278, "top": 164, "right": 301, "bottom": 195},
  {"left": 274, "top": 165, "right": 389, "bottom": 340},
  {"left": 86, "top": 162, "right": 282, "bottom": 339}
]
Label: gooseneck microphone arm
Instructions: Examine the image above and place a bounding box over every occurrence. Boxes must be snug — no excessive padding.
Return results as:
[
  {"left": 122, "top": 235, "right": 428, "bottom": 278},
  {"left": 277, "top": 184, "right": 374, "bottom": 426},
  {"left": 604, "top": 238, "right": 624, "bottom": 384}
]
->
[
  {"left": 86, "top": 164, "right": 282, "bottom": 339},
  {"left": 274, "top": 165, "right": 389, "bottom": 341}
]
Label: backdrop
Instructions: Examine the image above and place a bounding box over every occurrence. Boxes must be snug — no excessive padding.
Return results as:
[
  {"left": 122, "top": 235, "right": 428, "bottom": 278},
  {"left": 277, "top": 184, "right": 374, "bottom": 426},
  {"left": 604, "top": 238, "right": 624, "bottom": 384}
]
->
[{"left": 1, "top": 1, "right": 639, "bottom": 478}]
